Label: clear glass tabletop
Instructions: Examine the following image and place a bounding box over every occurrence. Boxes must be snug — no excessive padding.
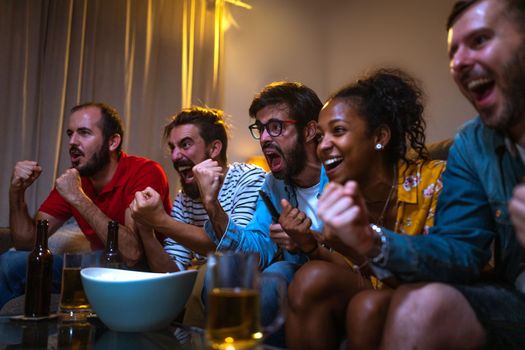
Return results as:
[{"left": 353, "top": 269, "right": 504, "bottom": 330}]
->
[{"left": 0, "top": 315, "right": 206, "bottom": 349}]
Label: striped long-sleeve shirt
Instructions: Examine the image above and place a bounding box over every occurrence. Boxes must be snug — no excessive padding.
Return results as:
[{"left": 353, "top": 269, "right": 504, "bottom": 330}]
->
[{"left": 163, "top": 162, "right": 266, "bottom": 270}]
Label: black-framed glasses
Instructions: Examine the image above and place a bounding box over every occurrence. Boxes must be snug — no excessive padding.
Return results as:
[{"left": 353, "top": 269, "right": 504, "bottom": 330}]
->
[{"left": 248, "top": 119, "right": 297, "bottom": 139}]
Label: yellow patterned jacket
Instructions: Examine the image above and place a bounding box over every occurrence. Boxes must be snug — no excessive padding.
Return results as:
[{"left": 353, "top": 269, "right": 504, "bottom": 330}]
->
[{"left": 393, "top": 159, "right": 446, "bottom": 236}]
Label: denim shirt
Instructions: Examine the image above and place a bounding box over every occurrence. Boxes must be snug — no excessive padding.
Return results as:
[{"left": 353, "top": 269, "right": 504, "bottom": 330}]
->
[
  {"left": 377, "top": 117, "right": 525, "bottom": 285},
  {"left": 205, "top": 167, "right": 328, "bottom": 269}
]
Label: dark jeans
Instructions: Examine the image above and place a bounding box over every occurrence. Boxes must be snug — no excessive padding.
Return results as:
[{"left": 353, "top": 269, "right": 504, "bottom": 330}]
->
[
  {"left": 0, "top": 250, "right": 63, "bottom": 310},
  {"left": 454, "top": 283, "right": 525, "bottom": 349},
  {"left": 260, "top": 261, "right": 301, "bottom": 348}
]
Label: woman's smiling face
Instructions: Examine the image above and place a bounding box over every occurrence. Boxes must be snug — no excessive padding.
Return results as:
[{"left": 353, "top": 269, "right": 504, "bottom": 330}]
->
[{"left": 317, "top": 98, "right": 381, "bottom": 184}]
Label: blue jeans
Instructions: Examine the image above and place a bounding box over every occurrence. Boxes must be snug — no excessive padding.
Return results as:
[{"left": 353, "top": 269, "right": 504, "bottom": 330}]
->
[
  {"left": 0, "top": 251, "right": 63, "bottom": 309},
  {"left": 454, "top": 283, "right": 525, "bottom": 349},
  {"left": 261, "top": 260, "right": 301, "bottom": 348}
]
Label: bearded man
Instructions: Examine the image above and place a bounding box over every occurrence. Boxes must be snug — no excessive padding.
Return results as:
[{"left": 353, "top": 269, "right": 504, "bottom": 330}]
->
[
  {"left": 2, "top": 102, "right": 171, "bottom": 310},
  {"left": 129, "top": 107, "right": 266, "bottom": 271},
  {"left": 202, "top": 81, "right": 326, "bottom": 347},
  {"left": 312, "top": 1, "right": 525, "bottom": 348},
  {"left": 129, "top": 107, "right": 267, "bottom": 329}
]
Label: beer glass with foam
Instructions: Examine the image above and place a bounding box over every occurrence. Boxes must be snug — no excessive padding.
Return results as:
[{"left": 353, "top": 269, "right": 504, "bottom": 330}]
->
[{"left": 205, "top": 252, "right": 286, "bottom": 350}]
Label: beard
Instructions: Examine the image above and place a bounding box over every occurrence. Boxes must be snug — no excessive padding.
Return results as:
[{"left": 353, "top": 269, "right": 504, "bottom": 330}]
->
[
  {"left": 174, "top": 151, "right": 211, "bottom": 200},
  {"left": 488, "top": 41, "right": 525, "bottom": 132},
  {"left": 73, "top": 143, "right": 110, "bottom": 177},
  {"left": 272, "top": 132, "right": 307, "bottom": 182}
]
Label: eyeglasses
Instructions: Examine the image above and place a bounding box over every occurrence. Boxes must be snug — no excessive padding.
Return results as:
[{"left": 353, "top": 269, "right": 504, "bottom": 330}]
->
[{"left": 248, "top": 119, "right": 297, "bottom": 139}]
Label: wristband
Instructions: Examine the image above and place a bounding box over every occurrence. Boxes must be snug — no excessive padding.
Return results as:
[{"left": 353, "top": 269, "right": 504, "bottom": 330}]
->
[{"left": 369, "top": 224, "right": 388, "bottom": 265}]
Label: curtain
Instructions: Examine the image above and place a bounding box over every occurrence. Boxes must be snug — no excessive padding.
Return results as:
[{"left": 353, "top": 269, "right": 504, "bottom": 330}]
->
[{"left": 0, "top": 0, "right": 224, "bottom": 227}]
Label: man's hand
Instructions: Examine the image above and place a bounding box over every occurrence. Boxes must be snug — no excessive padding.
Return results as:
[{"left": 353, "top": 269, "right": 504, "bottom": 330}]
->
[
  {"left": 269, "top": 223, "right": 299, "bottom": 252},
  {"left": 130, "top": 187, "right": 167, "bottom": 228},
  {"left": 317, "top": 181, "right": 375, "bottom": 256},
  {"left": 55, "top": 168, "right": 85, "bottom": 204},
  {"left": 510, "top": 184, "right": 525, "bottom": 247},
  {"left": 11, "top": 161, "right": 42, "bottom": 192},
  {"left": 192, "top": 159, "right": 224, "bottom": 206},
  {"left": 278, "top": 199, "right": 316, "bottom": 253}
]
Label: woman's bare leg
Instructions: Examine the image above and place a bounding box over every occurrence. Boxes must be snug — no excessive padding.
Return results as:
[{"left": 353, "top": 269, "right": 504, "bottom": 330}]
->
[{"left": 286, "top": 260, "right": 371, "bottom": 350}]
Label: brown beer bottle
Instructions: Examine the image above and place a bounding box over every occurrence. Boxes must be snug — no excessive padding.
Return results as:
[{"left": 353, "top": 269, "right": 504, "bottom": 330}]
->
[
  {"left": 20, "top": 322, "right": 49, "bottom": 348},
  {"left": 104, "top": 220, "right": 122, "bottom": 268},
  {"left": 24, "top": 219, "right": 53, "bottom": 317}
]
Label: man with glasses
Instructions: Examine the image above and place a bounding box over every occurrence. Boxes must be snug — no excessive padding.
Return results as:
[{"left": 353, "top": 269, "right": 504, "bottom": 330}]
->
[{"left": 204, "top": 81, "right": 326, "bottom": 347}]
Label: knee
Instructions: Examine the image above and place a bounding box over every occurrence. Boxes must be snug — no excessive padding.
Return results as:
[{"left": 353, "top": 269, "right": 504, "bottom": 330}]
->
[
  {"left": 388, "top": 283, "right": 457, "bottom": 328},
  {"left": 287, "top": 261, "right": 336, "bottom": 311},
  {"left": 348, "top": 291, "right": 390, "bottom": 326}
]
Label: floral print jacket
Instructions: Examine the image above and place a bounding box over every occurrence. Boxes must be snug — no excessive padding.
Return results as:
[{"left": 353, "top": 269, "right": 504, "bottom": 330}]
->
[{"left": 394, "top": 159, "right": 446, "bottom": 236}]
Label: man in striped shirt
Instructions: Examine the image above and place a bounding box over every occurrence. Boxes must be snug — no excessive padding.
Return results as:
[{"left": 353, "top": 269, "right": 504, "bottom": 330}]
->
[{"left": 130, "top": 107, "right": 266, "bottom": 272}]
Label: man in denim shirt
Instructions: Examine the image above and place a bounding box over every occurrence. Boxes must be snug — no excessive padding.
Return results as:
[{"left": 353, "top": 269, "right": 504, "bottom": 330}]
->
[
  {"left": 205, "top": 81, "right": 326, "bottom": 346},
  {"left": 316, "top": 0, "right": 525, "bottom": 348}
]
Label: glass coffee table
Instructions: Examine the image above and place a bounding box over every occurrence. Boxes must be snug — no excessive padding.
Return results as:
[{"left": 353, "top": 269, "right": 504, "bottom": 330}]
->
[
  {"left": 0, "top": 315, "right": 206, "bottom": 349},
  {"left": 0, "top": 315, "right": 285, "bottom": 349}
]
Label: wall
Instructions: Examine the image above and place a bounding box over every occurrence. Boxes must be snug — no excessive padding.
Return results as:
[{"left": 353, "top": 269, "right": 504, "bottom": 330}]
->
[
  {"left": 223, "top": 0, "right": 477, "bottom": 163},
  {"left": 222, "top": 0, "right": 328, "bottom": 162}
]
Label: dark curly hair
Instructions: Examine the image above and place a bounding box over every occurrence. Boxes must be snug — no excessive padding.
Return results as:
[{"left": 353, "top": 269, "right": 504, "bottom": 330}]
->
[
  {"left": 329, "top": 68, "right": 428, "bottom": 165},
  {"left": 163, "top": 107, "right": 229, "bottom": 164},
  {"left": 249, "top": 81, "right": 322, "bottom": 128}
]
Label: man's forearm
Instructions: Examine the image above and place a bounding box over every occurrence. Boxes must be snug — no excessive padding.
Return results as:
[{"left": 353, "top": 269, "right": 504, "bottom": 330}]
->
[
  {"left": 68, "top": 194, "right": 142, "bottom": 264},
  {"left": 204, "top": 199, "right": 229, "bottom": 240},
  {"left": 154, "top": 212, "right": 216, "bottom": 255},
  {"left": 9, "top": 188, "right": 36, "bottom": 250},
  {"left": 138, "top": 227, "right": 180, "bottom": 273}
]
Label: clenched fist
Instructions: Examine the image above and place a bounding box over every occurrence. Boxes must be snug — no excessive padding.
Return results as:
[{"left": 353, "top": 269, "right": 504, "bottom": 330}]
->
[
  {"left": 55, "top": 168, "right": 85, "bottom": 203},
  {"left": 130, "top": 187, "right": 166, "bottom": 227},
  {"left": 11, "top": 161, "right": 42, "bottom": 192},
  {"left": 193, "top": 159, "right": 224, "bottom": 205}
]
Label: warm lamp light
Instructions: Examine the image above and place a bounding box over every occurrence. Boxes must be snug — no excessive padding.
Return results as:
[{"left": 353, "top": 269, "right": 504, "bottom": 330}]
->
[{"left": 246, "top": 155, "right": 269, "bottom": 172}]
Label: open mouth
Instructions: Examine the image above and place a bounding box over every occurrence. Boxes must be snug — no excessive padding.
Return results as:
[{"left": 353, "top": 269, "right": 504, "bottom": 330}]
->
[
  {"left": 323, "top": 157, "right": 343, "bottom": 171},
  {"left": 263, "top": 147, "right": 284, "bottom": 173},
  {"left": 467, "top": 77, "right": 495, "bottom": 103},
  {"left": 175, "top": 165, "right": 194, "bottom": 183},
  {"left": 69, "top": 147, "right": 84, "bottom": 163}
]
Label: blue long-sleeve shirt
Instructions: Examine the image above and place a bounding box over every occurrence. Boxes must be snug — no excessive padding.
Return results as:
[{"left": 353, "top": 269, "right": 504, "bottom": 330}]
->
[{"left": 205, "top": 167, "right": 329, "bottom": 269}]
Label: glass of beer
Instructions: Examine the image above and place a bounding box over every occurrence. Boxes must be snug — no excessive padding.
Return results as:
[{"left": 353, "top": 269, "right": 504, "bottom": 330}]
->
[
  {"left": 57, "top": 320, "right": 93, "bottom": 348},
  {"left": 59, "top": 252, "right": 101, "bottom": 321},
  {"left": 205, "top": 252, "right": 286, "bottom": 350}
]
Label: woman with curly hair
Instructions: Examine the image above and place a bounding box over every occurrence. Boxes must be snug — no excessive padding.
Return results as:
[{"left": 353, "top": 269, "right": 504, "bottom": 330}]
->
[{"left": 285, "top": 68, "right": 446, "bottom": 350}]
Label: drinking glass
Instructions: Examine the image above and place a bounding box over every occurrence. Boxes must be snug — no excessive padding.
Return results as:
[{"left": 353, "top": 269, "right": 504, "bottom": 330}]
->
[
  {"left": 59, "top": 251, "right": 101, "bottom": 321},
  {"left": 57, "top": 320, "right": 93, "bottom": 348},
  {"left": 205, "top": 252, "right": 286, "bottom": 350}
]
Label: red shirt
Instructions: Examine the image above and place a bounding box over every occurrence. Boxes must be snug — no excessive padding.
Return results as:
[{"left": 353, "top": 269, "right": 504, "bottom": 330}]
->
[{"left": 39, "top": 153, "right": 171, "bottom": 249}]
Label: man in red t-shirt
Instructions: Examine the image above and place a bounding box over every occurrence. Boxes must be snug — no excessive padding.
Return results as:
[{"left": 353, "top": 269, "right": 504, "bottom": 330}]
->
[{"left": 1, "top": 102, "right": 170, "bottom": 309}]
